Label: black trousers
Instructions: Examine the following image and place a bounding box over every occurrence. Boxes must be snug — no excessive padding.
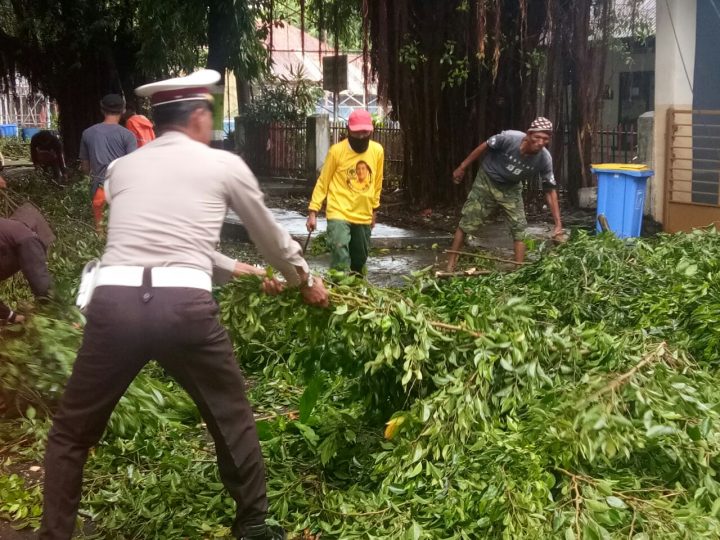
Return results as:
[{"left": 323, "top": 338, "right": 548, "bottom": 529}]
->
[{"left": 39, "top": 280, "right": 267, "bottom": 539}]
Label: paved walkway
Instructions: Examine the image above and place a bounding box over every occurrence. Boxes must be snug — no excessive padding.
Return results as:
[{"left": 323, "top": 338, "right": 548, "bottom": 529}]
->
[{"left": 224, "top": 208, "right": 450, "bottom": 248}]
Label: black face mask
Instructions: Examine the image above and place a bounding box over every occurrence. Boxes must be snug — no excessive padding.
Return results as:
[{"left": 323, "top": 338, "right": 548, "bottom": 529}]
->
[{"left": 348, "top": 135, "right": 370, "bottom": 154}]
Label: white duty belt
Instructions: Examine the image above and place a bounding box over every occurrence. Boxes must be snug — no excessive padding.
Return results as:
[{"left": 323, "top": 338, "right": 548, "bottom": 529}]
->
[{"left": 95, "top": 266, "right": 212, "bottom": 292}]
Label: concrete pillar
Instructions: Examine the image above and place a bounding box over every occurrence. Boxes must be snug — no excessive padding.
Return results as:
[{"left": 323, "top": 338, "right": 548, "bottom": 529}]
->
[
  {"left": 637, "top": 111, "right": 654, "bottom": 215},
  {"left": 652, "top": 0, "right": 696, "bottom": 224},
  {"left": 306, "top": 114, "right": 330, "bottom": 185}
]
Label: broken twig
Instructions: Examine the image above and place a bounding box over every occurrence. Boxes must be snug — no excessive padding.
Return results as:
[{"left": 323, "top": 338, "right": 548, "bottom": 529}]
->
[{"left": 444, "top": 249, "right": 525, "bottom": 266}]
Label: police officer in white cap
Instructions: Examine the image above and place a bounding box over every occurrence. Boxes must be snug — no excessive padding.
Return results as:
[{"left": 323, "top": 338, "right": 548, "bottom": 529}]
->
[{"left": 40, "top": 69, "right": 327, "bottom": 540}]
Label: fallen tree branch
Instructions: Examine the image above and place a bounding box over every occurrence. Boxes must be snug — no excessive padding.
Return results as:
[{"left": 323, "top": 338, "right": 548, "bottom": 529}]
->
[
  {"left": 572, "top": 474, "right": 581, "bottom": 539},
  {"left": 444, "top": 249, "right": 526, "bottom": 266},
  {"left": 254, "top": 409, "right": 299, "bottom": 422},
  {"left": 556, "top": 468, "right": 584, "bottom": 538},
  {"left": 557, "top": 467, "right": 683, "bottom": 516},
  {"left": 592, "top": 342, "right": 668, "bottom": 399},
  {"left": 0, "top": 188, "right": 20, "bottom": 215},
  {"left": 434, "top": 268, "right": 492, "bottom": 279},
  {"left": 327, "top": 290, "right": 483, "bottom": 338},
  {"left": 430, "top": 321, "right": 483, "bottom": 338}
]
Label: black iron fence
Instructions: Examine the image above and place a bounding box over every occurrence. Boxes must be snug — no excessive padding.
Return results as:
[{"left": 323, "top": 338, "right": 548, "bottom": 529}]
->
[
  {"left": 554, "top": 123, "right": 639, "bottom": 190},
  {"left": 240, "top": 121, "right": 307, "bottom": 179},
  {"left": 235, "top": 119, "right": 405, "bottom": 186},
  {"left": 241, "top": 119, "right": 640, "bottom": 195},
  {"left": 590, "top": 123, "right": 638, "bottom": 164}
]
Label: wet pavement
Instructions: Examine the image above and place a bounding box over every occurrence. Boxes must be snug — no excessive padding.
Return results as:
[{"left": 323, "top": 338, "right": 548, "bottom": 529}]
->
[
  {"left": 224, "top": 208, "right": 450, "bottom": 248},
  {"left": 306, "top": 249, "right": 443, "bottom": 287},
  {"left": 286, "top": 220, "right": 570, "bottom": 287},
  {"left": 223, "top": 205, "right": 586, "bottom": 287}
]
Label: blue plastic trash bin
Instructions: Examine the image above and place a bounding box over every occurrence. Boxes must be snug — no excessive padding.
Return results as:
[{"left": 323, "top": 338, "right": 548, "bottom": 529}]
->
[
  {"left": 22, "top": 127, "right": 41, "bottom": 141},
  {"left": 592, "top": 165, "right": 654, "bottom": 238},
  {"left": 0, "top": 124, "right": 18, "bottom": 138}
]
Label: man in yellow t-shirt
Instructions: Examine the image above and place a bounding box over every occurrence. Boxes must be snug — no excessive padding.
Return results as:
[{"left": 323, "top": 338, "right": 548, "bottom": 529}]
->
[{"left": 306, "top": 109, "right": 384, "bottom": 273}]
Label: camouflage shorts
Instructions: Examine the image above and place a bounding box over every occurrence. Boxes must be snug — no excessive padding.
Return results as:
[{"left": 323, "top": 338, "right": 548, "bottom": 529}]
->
[{"left": 459, "top": 169, "right": 527, "bottom": 241}]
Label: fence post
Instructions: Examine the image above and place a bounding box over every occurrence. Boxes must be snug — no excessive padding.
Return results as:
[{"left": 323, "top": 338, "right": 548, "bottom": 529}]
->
[
  {"left": 637, "top": 111, "right": 655, "bottom": 216},
  {"left": 234, "top": 115, "right": 245, "bottom": 155},
  {"left": 305, "top": 114, "right": 330, "bottom": 186}
]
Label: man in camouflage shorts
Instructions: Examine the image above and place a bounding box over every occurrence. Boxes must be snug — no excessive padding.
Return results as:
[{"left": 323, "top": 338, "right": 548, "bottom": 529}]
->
[
  {"left": 459, "top": 169, "right": 527, "bottom": 244},
  {"left": 446, "top": 117, "right": 563, "bottom": 270}
]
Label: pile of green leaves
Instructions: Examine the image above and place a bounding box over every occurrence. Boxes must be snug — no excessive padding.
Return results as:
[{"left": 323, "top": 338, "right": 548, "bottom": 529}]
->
[
  {"left": 3, "top": 170, "right": 720, "bottom": 538},
  {"left": 1, "top": 175, "right": 242, "bottom": 537},
  {"left": 218, "top": 230, "right": 720, "bottom": 539},
  {"left": 308, "top": 230, "right": 330, "bottom": 256},
  {"left": 0, "top": 467, "right": 42, "bottom": 528},
  {"left": 1, "top": 174, "right": 104, "bottom": 305},
  {"left": 0, "top": 138, "right": 30, "bottom": 161}
]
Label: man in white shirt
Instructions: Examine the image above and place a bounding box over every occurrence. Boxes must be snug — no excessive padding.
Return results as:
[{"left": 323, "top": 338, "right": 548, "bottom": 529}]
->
[{"left": 40, "top": 70, "right": 327, "bottom": 540}]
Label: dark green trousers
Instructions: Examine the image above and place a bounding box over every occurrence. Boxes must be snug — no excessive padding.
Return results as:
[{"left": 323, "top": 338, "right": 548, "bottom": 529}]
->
[{"left": 326, "top": 219, "right": 372, "bottom": 273}]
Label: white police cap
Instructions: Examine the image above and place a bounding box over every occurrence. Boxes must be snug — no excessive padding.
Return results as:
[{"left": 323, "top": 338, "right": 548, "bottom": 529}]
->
[{"left": 135, "top": 69, "right": 221, "bottom": 107}]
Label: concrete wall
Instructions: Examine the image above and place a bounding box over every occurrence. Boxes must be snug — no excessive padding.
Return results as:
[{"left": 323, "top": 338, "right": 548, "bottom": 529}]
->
[{"left": 652, "top": 0, "right": 696, "bottom": 223}]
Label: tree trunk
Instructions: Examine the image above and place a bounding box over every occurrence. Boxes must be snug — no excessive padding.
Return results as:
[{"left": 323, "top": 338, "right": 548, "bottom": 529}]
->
[
  {"left": 55, "top": 55, "right": 119, "bottom": 161},
  {"left": 207, "top": 0, "right": 232, "bottom": 85},
  {"left": 565, "top": 0, "right": 611, "bottom": 205},
  {"left": 368, "top": 0, "right": 550, "bottom": 208},
  {"left": 365, "top": 0, "right": 612, "bottom": 209}
]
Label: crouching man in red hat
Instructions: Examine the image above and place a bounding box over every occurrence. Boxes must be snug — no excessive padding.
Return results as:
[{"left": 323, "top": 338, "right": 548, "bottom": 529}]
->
[{"left": 40, "top": 69, "right": 328, "bottom": 540}]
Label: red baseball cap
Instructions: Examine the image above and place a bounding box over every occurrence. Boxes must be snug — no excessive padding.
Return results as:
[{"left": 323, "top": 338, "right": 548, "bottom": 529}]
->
[{"left": 348, "top": 109, "right": 373, "bottom": 132}]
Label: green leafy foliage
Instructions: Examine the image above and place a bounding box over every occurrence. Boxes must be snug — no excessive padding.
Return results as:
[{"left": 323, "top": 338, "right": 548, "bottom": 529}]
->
[
  {"left": 273, "top": 0, "right": 364, "bottom": 51},
  {"left": 308, "top": 231, "right": 330, "bottom": 255},
  {"left": 219, "top": 230, "right": 720, "bottom": 538},
  {"left": 0, "top": 468, "right": 42, "bottom": 529},
  {"left": 0, "top": 0, "right": 272, "bottom": 160},
  {"left": 0, "top": 138, "right": 30, "bottom": 161},
  {"left": 3, "top": 175, "right": 720, "bottom": 538},
  {"left": 244, "top": 66, "right": 323, "bottom": 124}
]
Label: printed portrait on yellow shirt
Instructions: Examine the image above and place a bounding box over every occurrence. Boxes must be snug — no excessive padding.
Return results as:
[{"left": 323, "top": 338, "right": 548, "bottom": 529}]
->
[{"left": 346, "top": 160, "right": 373, "bottom": 193}]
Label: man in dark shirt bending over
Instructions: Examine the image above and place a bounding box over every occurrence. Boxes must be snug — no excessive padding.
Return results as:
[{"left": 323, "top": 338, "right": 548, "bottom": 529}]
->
[
  {"left": 0, "top": 193, "right": 54, "bottom": 324},
  {"left": 446, "top": 117, "right": 563, "bottom": 270}
]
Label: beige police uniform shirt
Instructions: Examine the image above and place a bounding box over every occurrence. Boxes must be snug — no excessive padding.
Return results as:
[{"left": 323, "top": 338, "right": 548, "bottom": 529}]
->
[{"left": 102, "top": 131, "right": 308, "bottom": 285}]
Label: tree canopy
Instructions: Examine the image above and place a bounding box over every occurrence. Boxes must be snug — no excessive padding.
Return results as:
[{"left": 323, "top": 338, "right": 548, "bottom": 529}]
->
[
  {"left": 283, "top": 0, "right": 650, "bottom": 205},
  {"left": 0, "top": 0, "right": 271, "bottom": 159},
  {"left": 1, "top": 0, "right": 653, "bottom": 205}
]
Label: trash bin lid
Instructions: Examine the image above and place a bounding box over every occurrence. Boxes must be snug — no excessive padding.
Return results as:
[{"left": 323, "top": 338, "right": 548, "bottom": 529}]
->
[
  {"left": 591, "top": 163, "right": 649, "bottom": 170},
  {"left": 591, "top": 163, "right": 654, "bottom": 177}
]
